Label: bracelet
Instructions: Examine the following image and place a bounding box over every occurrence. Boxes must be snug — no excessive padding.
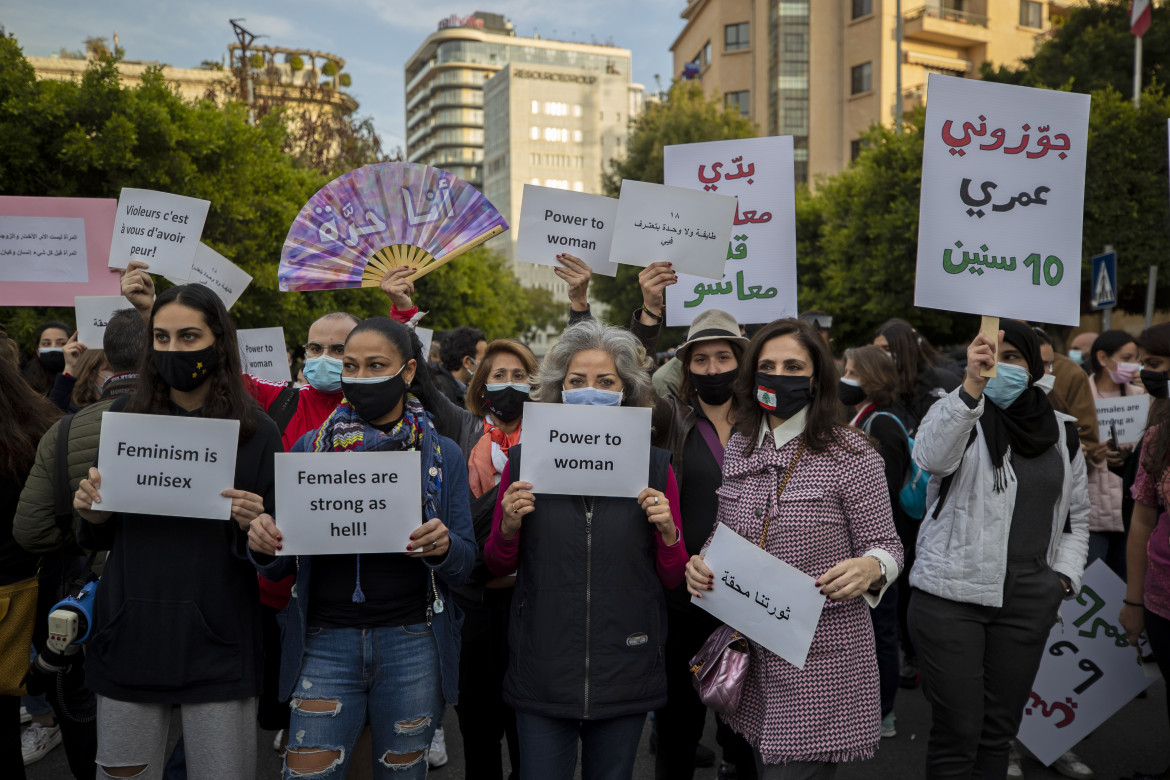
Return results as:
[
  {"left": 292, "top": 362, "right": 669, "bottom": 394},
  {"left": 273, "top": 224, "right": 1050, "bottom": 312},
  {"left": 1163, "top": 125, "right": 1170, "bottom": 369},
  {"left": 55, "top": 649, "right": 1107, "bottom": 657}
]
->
[
  {"left": 642, "top": 305, "right": 664, "bottom": 323},
  {"left": 1123, "top": 599, "right": 1144, "bottom": 608}
]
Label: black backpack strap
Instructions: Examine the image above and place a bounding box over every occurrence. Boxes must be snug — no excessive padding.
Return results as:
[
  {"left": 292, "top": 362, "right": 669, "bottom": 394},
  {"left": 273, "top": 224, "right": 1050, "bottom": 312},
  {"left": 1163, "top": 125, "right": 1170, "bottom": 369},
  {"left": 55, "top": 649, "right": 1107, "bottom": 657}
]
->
[
  {"left": 930, "top": 427, "right": 979, "bottom": 520},
  {"left": 266, "top": 385, "right": 300, "bottom": 434},
  {"left": 53, "top": 413, "right": 76, "bottom": 533}
]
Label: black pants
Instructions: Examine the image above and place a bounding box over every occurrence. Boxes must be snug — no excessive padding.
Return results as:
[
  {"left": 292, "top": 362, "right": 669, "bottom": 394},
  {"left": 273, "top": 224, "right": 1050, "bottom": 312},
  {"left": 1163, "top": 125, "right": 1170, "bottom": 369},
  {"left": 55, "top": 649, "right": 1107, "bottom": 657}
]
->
[
  {"left": 908, "top": 560, "right": 1064, "bottom": 780},
  {"left": 893, "top": 512, "right": 920, "bottom": 663},
  {"left": 1146, "top": 608, "right": 1170, "bottom": 737},
  {"left": 655, "top": 600, "right": 756, "bottom": 780},
  {"left": 257, "top": 603, "right": 290, "bottom": 732},
  {"left": 1, "top": 695, "right": 25, "bottom": 780},
  {"left": 455, "top": 587, "right": 519, "bottom": 780},
  {"left": 871, "top": 580, "right": 899, "bottom": 717}
]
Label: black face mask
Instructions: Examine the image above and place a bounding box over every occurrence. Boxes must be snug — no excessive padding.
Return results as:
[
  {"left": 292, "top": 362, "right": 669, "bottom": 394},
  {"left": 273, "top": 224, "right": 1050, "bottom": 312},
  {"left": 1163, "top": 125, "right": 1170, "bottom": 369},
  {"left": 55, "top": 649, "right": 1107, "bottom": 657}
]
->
[
  {"left": 1142, "top": 369, "right": 1169, "bottom": 400},
  {"left": 484, "top": 384, "right": 529, "bottom": 423},
  {"left": 152, "top": 346, "right": 218, "bottom": 392},
  {"left": 38, "top": 349, "right": 65, "bottom": 374},
  {"left": 838, "top": 378, "right": 867, "bottom": 407},
  {"left": 755, "top": 372, "right": 814, "bottom": 419},
  {"left": 342, "top": 370, "right": 407, "bottom": 424},
  {"left": 690, "top": 369, "right": 737, "bottom": 405}
]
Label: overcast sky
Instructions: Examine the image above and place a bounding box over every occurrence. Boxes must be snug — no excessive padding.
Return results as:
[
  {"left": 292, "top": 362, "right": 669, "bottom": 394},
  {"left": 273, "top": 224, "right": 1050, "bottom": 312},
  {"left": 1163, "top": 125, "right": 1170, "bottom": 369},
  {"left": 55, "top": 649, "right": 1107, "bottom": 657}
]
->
[{"left": 4, "top": 0, "right": 683, "bottom": 152}]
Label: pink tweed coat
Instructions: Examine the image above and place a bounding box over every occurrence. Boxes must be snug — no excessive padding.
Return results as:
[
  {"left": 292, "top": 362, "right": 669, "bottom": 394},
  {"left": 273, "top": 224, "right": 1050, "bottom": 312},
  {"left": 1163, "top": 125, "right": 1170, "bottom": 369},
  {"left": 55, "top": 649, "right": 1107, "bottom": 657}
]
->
[{"left": 712, "top": 427, "right": 903, "bottom": 764}]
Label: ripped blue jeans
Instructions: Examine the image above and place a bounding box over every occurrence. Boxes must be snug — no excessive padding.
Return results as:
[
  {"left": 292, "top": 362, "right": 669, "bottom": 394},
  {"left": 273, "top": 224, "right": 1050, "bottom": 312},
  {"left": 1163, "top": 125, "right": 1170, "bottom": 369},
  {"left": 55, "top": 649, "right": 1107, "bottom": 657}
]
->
[{"left": 284, "top": 624, "right": 443, "bottom": 778}]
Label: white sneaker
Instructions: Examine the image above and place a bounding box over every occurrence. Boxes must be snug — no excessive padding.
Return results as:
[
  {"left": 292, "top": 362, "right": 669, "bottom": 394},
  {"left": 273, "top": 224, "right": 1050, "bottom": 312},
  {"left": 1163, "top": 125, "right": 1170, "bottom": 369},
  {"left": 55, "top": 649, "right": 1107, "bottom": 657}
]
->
[
  {"left": 1007, "top": 745, "right": 1024, "bottom": 778},
  {"left": 1052, "top": 750, "right": 1094, "bottom": 780},
  {"left": 22, "top": 721, "right": 62, "bottom": 765},
  {"left": 272, "top": 728, "right": 285, "bottom": 752},
  {"left": 427, "top": 726, "right": 448, "bottom": 768},
  {"left": 19, "top": 705, "right": 30, "bottom": 725},
  {"left": 880, "top": 712, "right": 897, "bottom": 738}
]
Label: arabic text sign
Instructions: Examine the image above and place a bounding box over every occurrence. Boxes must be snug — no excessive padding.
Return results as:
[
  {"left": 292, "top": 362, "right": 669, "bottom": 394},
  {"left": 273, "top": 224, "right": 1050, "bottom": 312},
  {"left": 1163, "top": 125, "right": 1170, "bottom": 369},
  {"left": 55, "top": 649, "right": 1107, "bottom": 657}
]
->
[
  {"left": 518, "top": 403, "right": 652, "bottom": 498},
  {"left": 108, "top": 188, "right": 210, "bottom": 279},
  {"left": 165, "top": 243, "right": 253, "bottom": 310},
  {"left": 238, "top": 327, "right": 290, "bottom": 384},
  {"left": 1095, "top": 394, "right": 1149, "bottom": 447},
  {"left": 0, "top": 197, "right": 120, "bottom": 306},
  {"left": 95, "top": 412, "right": 239, "bottom": 520},
  {"left": 915, "top": 74, "right": 1090, "bottom": 326},
  {"left": 514, "top": 185, "right": 619, "bottom": 276},
  {"left": 74, "top": 296, "right": 128, "bottom": 349},
  {"left": 609, "top": 180, "right": 736, "bottom": 280},
  {"left": 1016, "top": 561, "right": 1160, "bottom": 766},
  {"left": 664, "top": 136, "right": 798, "bottom": 326},
  {"left": 275, "top": 452, "right": 422, "bottom": 555},
  {"left": 692, "top": 523, "right": 826, "bottom": 669}
]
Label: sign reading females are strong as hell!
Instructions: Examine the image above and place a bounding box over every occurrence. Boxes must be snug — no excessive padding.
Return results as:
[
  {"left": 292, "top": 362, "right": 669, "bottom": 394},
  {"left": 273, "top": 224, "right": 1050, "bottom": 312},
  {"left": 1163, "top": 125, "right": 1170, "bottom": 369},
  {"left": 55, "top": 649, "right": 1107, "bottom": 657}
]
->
[{"left": 915, "top": 75, "right": 1090, "bottom": 326}]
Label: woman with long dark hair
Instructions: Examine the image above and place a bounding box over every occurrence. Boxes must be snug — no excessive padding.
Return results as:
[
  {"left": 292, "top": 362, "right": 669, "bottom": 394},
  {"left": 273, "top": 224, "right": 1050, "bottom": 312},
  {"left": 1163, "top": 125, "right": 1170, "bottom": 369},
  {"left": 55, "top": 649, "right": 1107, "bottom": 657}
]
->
[
  {"left": 873, "top": 319, "right": 961, "bottom": 428},
  {"left": 22, "top": 321, "right": 71, "bottom": 394},
  {"left": 73, "top": 284, "right": 281, "bottom": 780},
  {"left": 246, "top": 316, "right": 476, "bottom": 779}
]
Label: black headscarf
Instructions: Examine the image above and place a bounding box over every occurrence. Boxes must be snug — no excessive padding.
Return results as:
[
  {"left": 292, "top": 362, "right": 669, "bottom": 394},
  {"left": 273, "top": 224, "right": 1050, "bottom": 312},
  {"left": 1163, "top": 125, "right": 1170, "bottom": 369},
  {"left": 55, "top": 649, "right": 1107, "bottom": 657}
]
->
[{"left": 979, "top": 319, "right": 1060, "bottom": 490}]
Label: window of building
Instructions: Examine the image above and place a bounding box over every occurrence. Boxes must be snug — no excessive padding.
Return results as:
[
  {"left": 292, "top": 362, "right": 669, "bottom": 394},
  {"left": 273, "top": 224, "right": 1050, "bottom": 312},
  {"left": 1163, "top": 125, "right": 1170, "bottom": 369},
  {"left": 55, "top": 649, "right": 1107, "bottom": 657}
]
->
[
  {"left": 852, "top": 0, "right": 872, "bottom": 18},
  {"left": 724, "top": 90, "right": 750, "bottom": 116},
  {"left": 545, "top": 179, "right": 569, "bottom": 189},
  {"left": 530, "top": 126, "right": 539, "bottom": 140},
  {"left": 572, "top": 130, "right": 583, "bottom": 143},
  {"left": 531, "top": 100, "right": 539, "bottom": 114},
  {"left": 850, "top": 139, "right": 869, "bottom": 161},
  {"left": 1019, "top": 0, "right": 1042, "bottom": 28},
  {"left": 725, "top": 22, "right": 750, "bottom": 52},
  {"left": 573, "top": 182, "right": 584, "bottom": 192},
  {"left": 850, "top": 62, "right": 872, "bottom": 95},
  {"left": 572, "top": 104, "right": 582, "bottom": 117},
  {"left": 704, "top": 41, "right": 712, "bottom": 64}
]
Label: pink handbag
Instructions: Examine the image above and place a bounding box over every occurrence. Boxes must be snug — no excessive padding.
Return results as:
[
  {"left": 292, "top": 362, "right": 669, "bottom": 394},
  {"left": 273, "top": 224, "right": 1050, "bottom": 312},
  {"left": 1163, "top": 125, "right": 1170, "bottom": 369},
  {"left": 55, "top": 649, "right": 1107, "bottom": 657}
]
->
[{"left": 689, "top": 442, "right": 805, "bottom": 715}]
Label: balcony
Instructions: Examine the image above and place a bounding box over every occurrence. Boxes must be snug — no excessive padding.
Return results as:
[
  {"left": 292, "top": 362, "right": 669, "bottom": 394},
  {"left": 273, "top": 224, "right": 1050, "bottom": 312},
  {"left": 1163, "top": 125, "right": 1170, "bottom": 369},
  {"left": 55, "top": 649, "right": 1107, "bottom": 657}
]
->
[{"left": 903, "top": 4, "right": 991, "bottom": 47}]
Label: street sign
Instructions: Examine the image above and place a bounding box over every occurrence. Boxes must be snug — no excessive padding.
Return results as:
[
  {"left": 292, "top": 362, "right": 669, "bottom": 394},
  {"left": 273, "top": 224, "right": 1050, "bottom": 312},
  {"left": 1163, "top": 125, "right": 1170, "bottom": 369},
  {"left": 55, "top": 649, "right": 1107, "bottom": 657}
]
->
[{"left": 1090, "top": 251, "right": 1117, "bottom": 310}]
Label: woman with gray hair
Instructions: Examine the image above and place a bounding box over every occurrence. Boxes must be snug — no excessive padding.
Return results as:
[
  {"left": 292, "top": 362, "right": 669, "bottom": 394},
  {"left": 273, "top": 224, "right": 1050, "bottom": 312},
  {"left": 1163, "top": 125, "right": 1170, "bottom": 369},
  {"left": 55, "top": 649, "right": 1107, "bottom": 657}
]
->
[{"left": 484, "top": 319, "right": 687, "bottom": 780}]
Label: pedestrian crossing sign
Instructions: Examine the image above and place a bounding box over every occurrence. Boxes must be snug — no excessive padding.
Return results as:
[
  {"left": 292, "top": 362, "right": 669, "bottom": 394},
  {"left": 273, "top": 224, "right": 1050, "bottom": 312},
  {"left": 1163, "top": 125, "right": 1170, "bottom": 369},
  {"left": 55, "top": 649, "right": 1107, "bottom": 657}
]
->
[{"left": 1090, "top": 251, "right": 1116, "bottom": 311}]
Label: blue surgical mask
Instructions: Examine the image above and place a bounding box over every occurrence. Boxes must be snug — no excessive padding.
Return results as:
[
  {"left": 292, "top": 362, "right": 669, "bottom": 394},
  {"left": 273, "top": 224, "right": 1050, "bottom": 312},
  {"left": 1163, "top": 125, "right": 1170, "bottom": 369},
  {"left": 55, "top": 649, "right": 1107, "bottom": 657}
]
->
[
  {"left": 1067, "top": 349, "right": 1083, "bottom": 365},
  {"left": 983, "top": 363, "right": 1031, "bottom": 408},
  {"left": 562, "top": 386, "right": 623, "bottom": 406},
  {"left": 303, "top": 355, "right": 343, "bottom": 393}
]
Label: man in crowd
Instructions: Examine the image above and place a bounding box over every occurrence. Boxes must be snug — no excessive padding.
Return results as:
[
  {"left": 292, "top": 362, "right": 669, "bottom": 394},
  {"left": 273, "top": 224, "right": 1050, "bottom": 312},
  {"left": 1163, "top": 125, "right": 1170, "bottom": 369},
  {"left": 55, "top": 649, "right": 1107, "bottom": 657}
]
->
[{"left": 432, "top": 325, "right": 486, "bottom": 408}]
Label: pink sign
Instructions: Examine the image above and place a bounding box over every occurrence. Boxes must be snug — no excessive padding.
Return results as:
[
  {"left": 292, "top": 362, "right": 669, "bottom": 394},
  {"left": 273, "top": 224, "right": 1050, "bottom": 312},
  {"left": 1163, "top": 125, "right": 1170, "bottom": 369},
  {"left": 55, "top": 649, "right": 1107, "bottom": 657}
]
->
[{"left": 0, "top": 196, "right": 121, "bottom": 306}]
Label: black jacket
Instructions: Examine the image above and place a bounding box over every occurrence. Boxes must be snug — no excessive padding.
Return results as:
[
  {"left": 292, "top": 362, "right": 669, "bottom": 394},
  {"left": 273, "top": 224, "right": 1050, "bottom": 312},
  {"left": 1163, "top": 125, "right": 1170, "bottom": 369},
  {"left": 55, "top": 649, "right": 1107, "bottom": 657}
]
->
[{"left": 503, "top": 444, "right": 672, "bottom": 720}]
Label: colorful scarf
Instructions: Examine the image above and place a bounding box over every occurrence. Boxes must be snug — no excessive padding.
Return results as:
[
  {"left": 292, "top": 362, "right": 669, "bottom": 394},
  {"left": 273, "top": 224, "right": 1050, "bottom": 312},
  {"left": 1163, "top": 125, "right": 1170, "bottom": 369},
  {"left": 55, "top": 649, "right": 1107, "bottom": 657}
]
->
[{"left": 309, "top": 394, "right": 444, "bottom": 602}]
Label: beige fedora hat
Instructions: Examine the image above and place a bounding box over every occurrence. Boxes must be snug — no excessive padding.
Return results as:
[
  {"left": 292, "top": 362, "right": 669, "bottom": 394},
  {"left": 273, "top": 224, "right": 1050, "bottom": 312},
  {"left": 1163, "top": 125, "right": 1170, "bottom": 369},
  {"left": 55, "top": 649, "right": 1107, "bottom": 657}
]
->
[{"left": 675, "top": 309, "right": 749, "bottom": 363}]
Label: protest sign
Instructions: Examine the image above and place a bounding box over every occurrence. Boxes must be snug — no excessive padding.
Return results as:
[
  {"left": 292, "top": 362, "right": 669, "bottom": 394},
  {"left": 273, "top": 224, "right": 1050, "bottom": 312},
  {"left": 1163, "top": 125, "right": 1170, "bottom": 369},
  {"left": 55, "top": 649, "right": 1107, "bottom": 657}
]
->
[
  {"left": 664, "top": 136, "right": 798, "bottom": 326},
  {"left": 95, "top": 412, "right": 239, "bottom": 520},
  {"left": 165, "top": 243, "right": 252, "bottom": 310},
  {"left": 1017, "top": 561, "right": 1160, "bottom": 765},
  {"left": 1095, "top": 394, "right": 1150, "bottom": 447},
  {"left": 274, "top": 452, "right": 422, "bottom": 555},
  {"left": 692, "top": 523, "right": 825, "bottom": 669},
  {"left": 0, "top": 196, "right": 120, "bottom": 306},
  {"left": 238, "top": 327, "right": 290, "bottom": 384},
  {"left": 108, "top": 188, "right": 209, "bottom": 279},
  {"left": 915, "top": 74, "right": 1090, "bottom": 326},
  {"left": 514, "top": 185, "right": 619, "bottom": 276},
  {"left": 518, "top": 402, "right": 652, "bottom": 498},
  {"left": 74, "top": 296, "right": 128, "bottom": 348},
  {"left": 609, "top": 180, "right": 736, "bottom": 280}
]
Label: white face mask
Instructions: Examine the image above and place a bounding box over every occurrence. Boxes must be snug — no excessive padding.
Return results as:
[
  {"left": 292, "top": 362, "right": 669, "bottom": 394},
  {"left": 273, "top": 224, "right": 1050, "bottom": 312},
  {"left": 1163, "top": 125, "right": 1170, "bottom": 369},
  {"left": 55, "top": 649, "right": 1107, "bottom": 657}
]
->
[{"left": 1034, "top": 373, "right": 1056, "bottom": 395}]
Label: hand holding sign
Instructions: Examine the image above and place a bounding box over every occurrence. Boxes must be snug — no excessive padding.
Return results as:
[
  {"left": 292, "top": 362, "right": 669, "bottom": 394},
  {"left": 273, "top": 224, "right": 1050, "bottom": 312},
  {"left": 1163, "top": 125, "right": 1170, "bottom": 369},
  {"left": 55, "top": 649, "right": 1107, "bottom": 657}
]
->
[
  {"left": 406, "top": 517, "right": 451, "bottom": 558},
  {"left": 500, "top": 480, "right": 536, "bottom": 539},
  {"left": 554, "top": 254, "right": 592, "bottom": 311},
  {"left": 638, "top": 262, "right": 678, "bottom": 322},
  {"left": 74, "top": 466, "right": 112, "bottom": 525},
  {"left": 63, "top": 331, "right": 86, "bottom": 377},
  {"left": 120, "top": 260, "right": 156, "bottom": 318},
  {"left": 963, "top": 327, "right": 1002, "bottom": 396}
]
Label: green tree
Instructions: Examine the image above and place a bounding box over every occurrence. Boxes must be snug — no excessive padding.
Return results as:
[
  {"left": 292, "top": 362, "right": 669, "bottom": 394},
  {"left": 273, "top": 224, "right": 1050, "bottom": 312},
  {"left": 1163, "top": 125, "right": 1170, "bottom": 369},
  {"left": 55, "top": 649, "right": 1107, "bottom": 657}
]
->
[
  {"left": 0, "top": 38, "right": 550, "bottom": 350},
  {"left": 593, "top": 81, "right": 756, "bottom": 342}
]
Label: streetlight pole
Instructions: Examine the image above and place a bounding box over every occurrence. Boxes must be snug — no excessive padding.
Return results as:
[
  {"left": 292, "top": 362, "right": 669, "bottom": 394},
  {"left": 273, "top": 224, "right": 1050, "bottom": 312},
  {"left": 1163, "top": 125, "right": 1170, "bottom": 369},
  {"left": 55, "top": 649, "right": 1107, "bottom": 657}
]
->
[{"left": 895, "top": 0, "right": 903, "bottom": 134}]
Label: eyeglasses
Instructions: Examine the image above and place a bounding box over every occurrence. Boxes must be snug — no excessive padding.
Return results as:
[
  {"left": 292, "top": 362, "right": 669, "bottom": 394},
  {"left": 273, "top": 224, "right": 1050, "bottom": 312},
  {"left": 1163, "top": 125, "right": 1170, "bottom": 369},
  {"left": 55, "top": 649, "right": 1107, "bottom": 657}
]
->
[{"left": 302, "top": 342, "right": 346, "bottom": 358}]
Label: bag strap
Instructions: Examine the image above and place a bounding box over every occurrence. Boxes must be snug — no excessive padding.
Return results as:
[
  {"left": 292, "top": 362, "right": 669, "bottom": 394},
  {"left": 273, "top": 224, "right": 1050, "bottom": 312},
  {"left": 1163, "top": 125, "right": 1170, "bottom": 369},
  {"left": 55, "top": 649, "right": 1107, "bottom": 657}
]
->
[
  {"left": 53, "top": 413, "right": 76, "bottom": 533},
  {"left": 760, "top": 441, "right": 805, "bottom": 549},
  {"left": 695, "top": 418, "right": 725, "bottom": 470},
  {"left": 266, "top": 385, "right": 300, "bottom": 434}
]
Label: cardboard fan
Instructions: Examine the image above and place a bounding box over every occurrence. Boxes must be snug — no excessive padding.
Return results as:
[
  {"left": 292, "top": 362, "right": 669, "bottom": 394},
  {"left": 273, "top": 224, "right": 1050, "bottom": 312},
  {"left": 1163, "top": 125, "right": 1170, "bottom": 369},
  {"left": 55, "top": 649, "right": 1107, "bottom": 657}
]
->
[{"left": 279, "top": 162, "right": 508, "bottom": 291}]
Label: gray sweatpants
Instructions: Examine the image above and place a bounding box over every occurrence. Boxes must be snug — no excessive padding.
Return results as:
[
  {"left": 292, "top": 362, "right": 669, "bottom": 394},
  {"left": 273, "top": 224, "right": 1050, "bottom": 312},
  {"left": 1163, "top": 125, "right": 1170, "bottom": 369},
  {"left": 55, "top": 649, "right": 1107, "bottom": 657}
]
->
[{"left": 95, "top": 695, "right": 257, "bottom": 780}]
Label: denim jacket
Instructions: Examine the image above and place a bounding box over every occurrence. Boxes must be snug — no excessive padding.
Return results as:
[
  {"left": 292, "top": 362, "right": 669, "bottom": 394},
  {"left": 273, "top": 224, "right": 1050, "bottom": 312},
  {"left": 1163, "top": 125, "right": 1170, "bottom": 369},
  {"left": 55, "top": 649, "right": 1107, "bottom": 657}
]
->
[{"left": 250, "top": 428, "right": 475, "bottom": 706}]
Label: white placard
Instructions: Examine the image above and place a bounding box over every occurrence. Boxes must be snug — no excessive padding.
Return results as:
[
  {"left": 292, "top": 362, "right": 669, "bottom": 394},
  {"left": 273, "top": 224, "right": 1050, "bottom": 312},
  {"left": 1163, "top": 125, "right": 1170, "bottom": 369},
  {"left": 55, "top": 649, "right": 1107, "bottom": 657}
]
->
[
  {"left": 108, "top": 188, "right": 209, "bottom": 279},
  {"left": 95, "top": 412, "right": 239, "bottom": 520},
  {"left": 518, "top": 402, "right": 652, "bottom": 498},
  {"left": 274, "top": 451, "right": 422, "bottom": 555},
  {"left": 609, "top": 180, "right": 737, "bottom": 280},
  {"left": 915, "top": 75, "right": 1090, "bottom": 326},
  {"left": 692, "top": 523, "right": 826, "bottom": 669},
  {"left": 0, "top": 216, "right": 88, "bottom": 282},
  {"left": 74, "top": 295, "right": 127, "bottom": 348},
  {"left": 415, "top": 326, "right": 434, "bottom": 361},
  {"left": 664, "top": 137, "right": 798, "bottom": 326},
  {"left": 165, "top": 243, "right": 252, "bottom": 310},
  {"left": 1016, "top": 561, "right": 1160, "bottom": 766},
  {"left": 514, "top": 185, "right": 619, "bottom": 276},
  {"left": 1095, "top": 394, "right": 1150, "bottom": 447},
  {"left": 238, "top": 327, "right": 291, "bottom": 384}
]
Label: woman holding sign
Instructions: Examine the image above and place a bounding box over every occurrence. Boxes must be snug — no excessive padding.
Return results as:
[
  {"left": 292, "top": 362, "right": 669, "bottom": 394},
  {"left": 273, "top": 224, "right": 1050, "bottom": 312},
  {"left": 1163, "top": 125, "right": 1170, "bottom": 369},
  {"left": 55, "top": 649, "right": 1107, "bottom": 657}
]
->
[
  {"left": 246, "top": 316, "right": 476, "bottom": 780},
  {"left": 906, "top": 320, "right": 1089, "bottom": 779},
  {"left": 684, "top": 319, "right": 903, "bottom": 779},
  {"left": 73, "top": 283, "right": 282, "bottom": 780},
  {"left": 484, "top": 319, "right": 687, "bottom": 780}
]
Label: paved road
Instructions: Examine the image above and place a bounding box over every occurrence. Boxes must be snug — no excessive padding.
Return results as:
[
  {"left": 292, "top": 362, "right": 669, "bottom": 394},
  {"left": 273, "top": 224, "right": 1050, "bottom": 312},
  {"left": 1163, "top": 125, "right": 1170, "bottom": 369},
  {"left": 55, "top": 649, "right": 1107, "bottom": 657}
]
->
[{"left": 26, "top": 678, "right": 1168, "bottom": 778}]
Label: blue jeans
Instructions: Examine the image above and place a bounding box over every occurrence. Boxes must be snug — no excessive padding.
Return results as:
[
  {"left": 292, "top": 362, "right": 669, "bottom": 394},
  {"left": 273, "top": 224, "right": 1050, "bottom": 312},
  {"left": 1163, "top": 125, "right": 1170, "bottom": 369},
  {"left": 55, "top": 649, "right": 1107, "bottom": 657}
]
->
[
  {"left": 285, "top": 624, "right": 443, "bottom": 779},
  {"left": 515, "top": 710, "right": 646, "bottom": 780}
]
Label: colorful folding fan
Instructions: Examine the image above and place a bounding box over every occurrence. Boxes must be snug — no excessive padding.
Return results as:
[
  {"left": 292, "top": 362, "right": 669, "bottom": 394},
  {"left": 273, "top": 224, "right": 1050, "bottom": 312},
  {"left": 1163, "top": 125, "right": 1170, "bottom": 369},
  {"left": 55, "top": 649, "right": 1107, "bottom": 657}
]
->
[{"left": 279, "top": 162, "right": 508, "bottom": 291}]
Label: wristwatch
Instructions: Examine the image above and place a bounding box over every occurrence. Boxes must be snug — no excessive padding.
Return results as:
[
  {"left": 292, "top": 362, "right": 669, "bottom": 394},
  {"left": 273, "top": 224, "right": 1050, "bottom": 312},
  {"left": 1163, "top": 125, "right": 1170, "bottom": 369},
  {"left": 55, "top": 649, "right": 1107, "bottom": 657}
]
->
[{"left": 865, "top": 555, "right": 887, "bottom": 590}]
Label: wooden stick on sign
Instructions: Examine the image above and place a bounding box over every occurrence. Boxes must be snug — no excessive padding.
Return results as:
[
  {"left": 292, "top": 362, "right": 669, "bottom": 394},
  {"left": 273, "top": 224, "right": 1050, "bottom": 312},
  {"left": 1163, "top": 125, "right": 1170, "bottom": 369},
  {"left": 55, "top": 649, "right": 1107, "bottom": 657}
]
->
[{"left": 979, "top": 315, "right": 1000, "bottom": 378}]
